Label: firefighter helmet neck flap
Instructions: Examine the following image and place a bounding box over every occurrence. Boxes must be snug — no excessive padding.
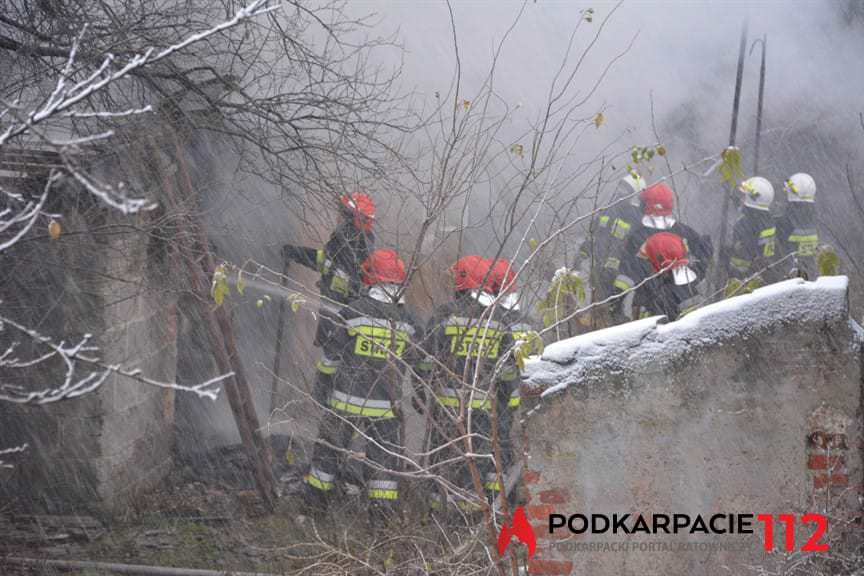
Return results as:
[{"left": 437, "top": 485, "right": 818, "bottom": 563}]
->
[
  {"left": 361, "top": 249, "right": 406, "bottom": 303},
  {"left": 640, "top": 182, "right": 676, "bottom": 230},
  {"left": 784, "top": 173, "right": 816, "bottom": 203},
  {"left": 738, "top": 176, "right": 775, "bottom": 211},
  {"left": 642, "top": 232, "right": 698, "bottom": 286},
  {"left": 341, "top": 192, "right": 376, "bottom": 232}
]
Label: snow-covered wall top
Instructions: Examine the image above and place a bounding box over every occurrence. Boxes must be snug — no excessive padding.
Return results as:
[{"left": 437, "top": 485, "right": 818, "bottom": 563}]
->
[{"left": 524, "top": 276, "right": 851, "bottom": 398}]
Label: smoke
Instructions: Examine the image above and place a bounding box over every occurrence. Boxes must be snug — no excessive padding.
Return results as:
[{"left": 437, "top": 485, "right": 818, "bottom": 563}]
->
[{"left": 186, "top": 0, "right": 864, "bottom": 445}]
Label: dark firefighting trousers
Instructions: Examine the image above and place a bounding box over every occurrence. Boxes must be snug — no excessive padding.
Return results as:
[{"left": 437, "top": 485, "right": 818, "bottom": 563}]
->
[
  {"left": 427, "top": 390, "right": 509, "bottom": 512},
  {"left": 304, "top": 397, "right": 402, "bottom": 506}
]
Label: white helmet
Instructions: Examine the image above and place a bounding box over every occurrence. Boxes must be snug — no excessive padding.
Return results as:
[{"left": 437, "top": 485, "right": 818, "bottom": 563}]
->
[
  {"left": 737, "top": 176, "right": 774, "bottom": 211},
  {"left": 616, "top": 173, "right": 646, "bottom": 207},
  {"left": 784, "top": 173, "right": 816, "bottom": 203}
]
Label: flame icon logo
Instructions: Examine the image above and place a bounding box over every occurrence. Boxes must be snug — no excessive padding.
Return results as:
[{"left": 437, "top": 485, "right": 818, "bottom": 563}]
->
[{"left": 497, "top": 506, "right": 537, "bottom": 558}]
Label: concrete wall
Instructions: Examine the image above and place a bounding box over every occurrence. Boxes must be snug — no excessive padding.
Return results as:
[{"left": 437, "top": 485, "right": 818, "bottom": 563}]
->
[
  {"left": 0, "top": 194, "right": 178, "bottom": 516},
  {"left": 521, "top": 277, "right": 863, "bottom": 575}
]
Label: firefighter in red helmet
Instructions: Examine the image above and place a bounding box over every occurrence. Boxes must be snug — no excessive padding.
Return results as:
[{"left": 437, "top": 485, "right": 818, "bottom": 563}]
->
[
  {"left": 629, "top": 232, "right": 702, "bottom": 321},
  {"left": 607, "top": 182, "right": 712, "bottom": 322},
  {"left": 282, "top": 193, "right": 376, "bottom": 403},
  {"left": 302, "top": 248, "right": 421, "bottom": 521},
  {"left": 417, "top": 256, "right": 519, "bottom": 514}
]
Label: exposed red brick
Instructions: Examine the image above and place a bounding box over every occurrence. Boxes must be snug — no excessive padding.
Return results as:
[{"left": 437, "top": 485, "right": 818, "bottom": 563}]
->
[
  {"left": 807, "top": 454, "right": 845, "bottom": 470},
  {"left": 524, "top": 470, "right": 542, "bottom": 484},
  {"left": 528, "top": 559, "right": 573, "bottom": 575},
  {"left": 539, "top": 488, "right": 570, "bottom": 504},
  {"left": 527, "top": 504, "right": 554, "bottom": 520},
  {"left": 814, "top": 473, "right": 849, "bottom": 489}
]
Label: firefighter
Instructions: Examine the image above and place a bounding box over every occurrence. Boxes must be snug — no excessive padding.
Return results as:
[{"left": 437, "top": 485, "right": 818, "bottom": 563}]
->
[
  {"left": 302, "top": 248, "right": 421, "bottom": 520},
  {"left": 776, "top": 173, "right": 818, "bottom": 279},
  {"left": 281, "top": 193, "right": 375, "bottom": 401},
  {"left": 484, "top": 259, "right": 527, "bottom": 474},
  {"left": 419, "top": 256, "right": 518, "bottom": 514},
  {"left": 608, "top": 182, "right": 712, "bottom": 322},
  {"left": 630, "top": 232, "right": 701, "bottom": 321},
  {"left": 724, "top": 176, "right": 778, "bottom": 292},
  {"left": 577, "top": 173, "right": 646, "bottom": 301}
]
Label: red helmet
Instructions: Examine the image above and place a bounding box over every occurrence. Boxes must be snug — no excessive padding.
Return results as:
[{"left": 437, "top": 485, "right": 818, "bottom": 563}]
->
[
  {"left": 641, "top": 232, "right": 688, "bottom": 272},
  {"left": 639, "top": 183, "right": 674, "bottom": 217},
  {"left": 361, "top": 248, "right": 406, "bottom": 286},
  {"left": 450, "top": 255, "right": 490, "bottom": 292},
  {"left": 485, "top": 259, "right": 517, "bottom": 295},
  {"left": 341, "top": 192, "right": 375, "bottom": 232}
]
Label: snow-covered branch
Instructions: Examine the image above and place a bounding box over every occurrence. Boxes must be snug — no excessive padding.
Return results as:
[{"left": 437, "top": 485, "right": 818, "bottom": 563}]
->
[
  {"left": 0, "top": 443, "right": 28, "bottom": 469},
  {"left": 0, "top": 309, "right": 230, "bottom": 404}
]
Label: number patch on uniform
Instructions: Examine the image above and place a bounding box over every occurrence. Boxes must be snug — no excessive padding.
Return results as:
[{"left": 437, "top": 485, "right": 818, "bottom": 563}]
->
[
  {"left": 446, "top": 326, "right": 501, "bottom": 359},
  {"left": 352, "top": 326, "right": 407, "bottom": 359}
]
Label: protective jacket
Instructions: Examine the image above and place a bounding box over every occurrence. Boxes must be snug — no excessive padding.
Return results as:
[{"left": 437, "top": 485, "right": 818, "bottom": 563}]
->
[
  {"left": 728, "top": 207, "right": 778, "bottom": 280},
  {"left": 287, "top": 219, "right": 374, "bottom": 305},
  {"left": 579, "top": 201, "right": 642, "bottom": 300},
  {"left": 776, "top": 203, "right": 818, "bottom": 279}
]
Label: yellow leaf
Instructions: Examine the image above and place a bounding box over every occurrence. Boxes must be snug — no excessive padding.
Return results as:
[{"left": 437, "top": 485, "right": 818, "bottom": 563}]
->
[
  {"left": 528, "top": 238, "right": 539, "bottom": 251},
  {"left": 510, "top": 143, "right": 524, "bottom": 158},
  {"left": 236, "top": 271, "right": 246, "bottom": 296},
  {"left": 462, "top": 99, "right": 471, "bottom": 111},
  {"left": 718, "top": 146, "right": 742, "bottom": 187},
  {"left": 48, "top": 220, "right": 61, "bottom": 240},
  {"left": 284, "top": 449, "right": 295, "bottom": 465},
  {"left": 256, "top": 299, "right": 264, "bottom": 308},
  {"left": 594, "top": 112, "right": 604, "bottom": 128},
  {"left": 656, "top": 145, "right": 667, "bottom": 157},
  {"left": 817, "top": 245, "right": 838, "bottom": 276},
  {"left": 211, "top": 264, "right": 230, "bottom": 307}
]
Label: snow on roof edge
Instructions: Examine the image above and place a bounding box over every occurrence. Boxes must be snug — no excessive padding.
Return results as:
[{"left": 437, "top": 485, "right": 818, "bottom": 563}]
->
[{"left": 525, "top": 276, "right": 849, "bottom": 398}]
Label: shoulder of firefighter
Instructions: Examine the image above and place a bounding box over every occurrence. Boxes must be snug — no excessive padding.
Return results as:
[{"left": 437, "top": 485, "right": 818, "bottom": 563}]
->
[{"left": 728, "top": 211, "right": 777, "bottom": 278}]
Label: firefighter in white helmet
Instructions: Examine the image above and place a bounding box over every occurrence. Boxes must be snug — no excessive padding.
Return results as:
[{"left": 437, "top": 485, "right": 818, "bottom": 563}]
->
[
  {"left": 724, "top": 176, "right": 779, "bottom": 290},
  {"left": 577, "top": 174, "right": 646, "bottom": 301},
  {"left": 776, "top": 173, "right": 818, "bottom": 279}
]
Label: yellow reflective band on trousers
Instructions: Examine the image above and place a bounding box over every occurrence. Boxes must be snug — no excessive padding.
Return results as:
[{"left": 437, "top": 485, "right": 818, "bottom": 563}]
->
[
  {"left": 304, "top": 473, "right": 333, "bottom": 491},
  {"left": 484, "top": 480, "right": 503, "bottom": 492},
  {"left": 316, "top": 249, "right": 327, "bottom": 273},
  {"left": 368, "top": 489, "right": 399, "bottom": 500},
  {"left": 317, "top": 361, "right": 338, "bottom": 375},
  {"left": 435, "top": 395, "right": 492, "bottom": 411},
  {"left": 329, "top": 391, "right": 395, "bottom": 419},
  {"left": 508, "top": 395, "right": 521, "bottom": 408},
  {"left": 598, "top": 215, "right": 610, "bottom": 227}
]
